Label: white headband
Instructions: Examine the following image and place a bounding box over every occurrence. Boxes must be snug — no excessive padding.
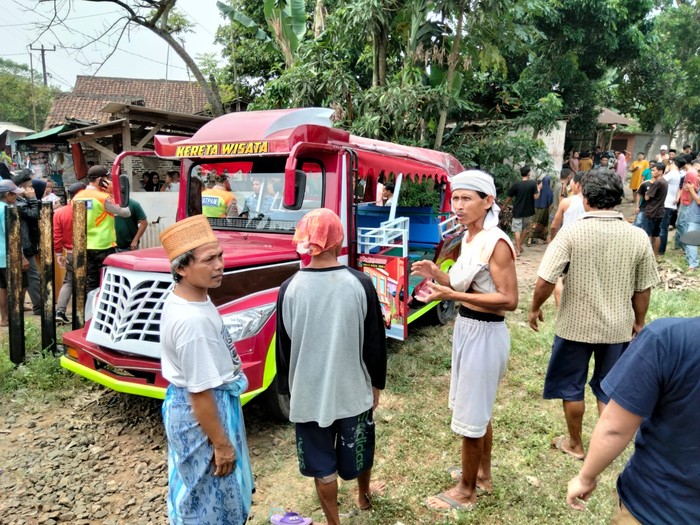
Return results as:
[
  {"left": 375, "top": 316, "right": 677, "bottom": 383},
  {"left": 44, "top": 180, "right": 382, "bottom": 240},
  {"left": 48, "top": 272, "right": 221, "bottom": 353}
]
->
[{"left": 450, "top": 170, "right": 501, "bottom": 229}]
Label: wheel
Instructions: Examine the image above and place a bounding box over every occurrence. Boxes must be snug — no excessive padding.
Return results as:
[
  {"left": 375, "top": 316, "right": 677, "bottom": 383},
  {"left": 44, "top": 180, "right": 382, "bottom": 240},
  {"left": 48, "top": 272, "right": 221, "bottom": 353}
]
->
[
  {"left": 431, "top": 299, "right": 457, "bottom": 325},
  {"left": 259, "top": 374, "right": 291, "bottom": 422}
]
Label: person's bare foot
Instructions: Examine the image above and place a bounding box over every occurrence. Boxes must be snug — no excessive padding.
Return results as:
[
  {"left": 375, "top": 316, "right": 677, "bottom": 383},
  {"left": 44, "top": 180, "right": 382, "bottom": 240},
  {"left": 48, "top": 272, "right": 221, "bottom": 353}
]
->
[
  {"left": 357, "top": 480, "right": 386, "bottom": 510},
  {"left": 476, "top": 476, "right": 493, "bottom": 494},
  {"left": 552, "top": 435, "right": 585, "bottom": 460},
  {"left": 447, "top": 467, "right": 492, "bottom": 494},
  {"left": 425, "top": 486, "right": 476, "bottom": 512}
]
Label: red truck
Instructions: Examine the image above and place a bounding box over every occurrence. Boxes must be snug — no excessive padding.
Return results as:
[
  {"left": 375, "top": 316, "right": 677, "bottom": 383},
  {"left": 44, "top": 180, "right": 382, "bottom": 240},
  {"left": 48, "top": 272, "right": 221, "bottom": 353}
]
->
[{"left": 60, "top": 108, "right": 465, "bottom": 417}]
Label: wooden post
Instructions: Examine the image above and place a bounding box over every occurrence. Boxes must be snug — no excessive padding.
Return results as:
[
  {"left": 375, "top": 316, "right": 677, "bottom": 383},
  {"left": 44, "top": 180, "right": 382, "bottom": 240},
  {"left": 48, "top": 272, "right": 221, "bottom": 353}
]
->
[
  {"left": 39, "top": 202, "right": 56, "bottom": 353},
  {"left": 72, "top": 200, "right": 87, "bottom": 329},
  {"left": 6, "top": 207, "right": 25, "bottom": 364}
]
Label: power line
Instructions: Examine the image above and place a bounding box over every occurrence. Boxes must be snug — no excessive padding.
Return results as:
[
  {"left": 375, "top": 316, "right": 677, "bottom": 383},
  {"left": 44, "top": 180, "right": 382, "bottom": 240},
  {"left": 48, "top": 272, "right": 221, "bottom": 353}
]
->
[{"left": 10, "top": 9, "right": 123, "bottom": 27}]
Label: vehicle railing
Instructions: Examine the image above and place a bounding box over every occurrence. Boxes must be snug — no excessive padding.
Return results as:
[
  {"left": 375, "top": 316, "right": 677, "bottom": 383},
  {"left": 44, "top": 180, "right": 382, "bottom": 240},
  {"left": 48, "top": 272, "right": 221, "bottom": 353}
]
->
[
  {"left": 439, "top": 214, "right": 461, "bottom": 240},
  {"left": 357, "top": 217, "right": 410, "bottom": 257}
]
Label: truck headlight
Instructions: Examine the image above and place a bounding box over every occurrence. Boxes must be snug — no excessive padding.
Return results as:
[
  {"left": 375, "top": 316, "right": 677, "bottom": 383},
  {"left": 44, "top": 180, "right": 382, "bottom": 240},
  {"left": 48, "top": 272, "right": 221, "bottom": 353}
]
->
[{"left": 221, "top": 304, "right": 275, "bottom": 342}]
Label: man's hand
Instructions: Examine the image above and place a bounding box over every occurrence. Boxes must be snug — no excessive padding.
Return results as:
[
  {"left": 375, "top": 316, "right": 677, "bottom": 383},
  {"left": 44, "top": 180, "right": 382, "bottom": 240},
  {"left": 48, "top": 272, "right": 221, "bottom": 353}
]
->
[
  {"left": 632, "top": 323, "right": 644, "bottom": 337},
  {"left": 410, "top": 260, "right": 438, "bottom": 280},
  {"left": 24, "top": 186, "right": 36, "bottom": 199},
  {"left": 413, "top": 280, "right": 453, "bottom": 303},
  {"left": 212, "top": 440, "right": 237, "bottom": 477},
  {"left": 529, "top": 308, "right": 544, "bottom": 331},
  {"left": 372, "top": 387, "right": 380, "bottom": 410},
  {"left": 566, "top": 474, "right": 597, "bottom": 510},
  {"left": 21, "top": 257, "right": 29, "bottom": 271},
  {"left": 57, "top": 254, "right": 66, "bottom": 269},
  {"left": 129, "top": 241, "right": 138, "bottom": 251}
]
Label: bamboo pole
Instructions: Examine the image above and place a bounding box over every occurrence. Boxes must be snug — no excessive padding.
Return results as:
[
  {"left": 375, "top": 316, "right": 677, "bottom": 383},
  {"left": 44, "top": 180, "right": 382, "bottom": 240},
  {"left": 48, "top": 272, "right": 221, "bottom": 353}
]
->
[
  {"left": 39, "top": 202, "right": 56, "bottom": 353},
  {"left": 71, "top": 201, "right": 87, "bottom": 329},
  {"left": 6, "top": 207, "right": 25, "bottom": 364}
]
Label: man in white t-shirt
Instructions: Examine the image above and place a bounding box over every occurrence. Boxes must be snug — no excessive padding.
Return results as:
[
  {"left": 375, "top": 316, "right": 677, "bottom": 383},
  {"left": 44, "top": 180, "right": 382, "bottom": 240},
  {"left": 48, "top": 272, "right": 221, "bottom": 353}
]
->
[
  {"left": 159, "top": 215, "right": 254, "bottom": 525},
  {"left": 659, "top": 158, "right": 682, "bottom": 256}
]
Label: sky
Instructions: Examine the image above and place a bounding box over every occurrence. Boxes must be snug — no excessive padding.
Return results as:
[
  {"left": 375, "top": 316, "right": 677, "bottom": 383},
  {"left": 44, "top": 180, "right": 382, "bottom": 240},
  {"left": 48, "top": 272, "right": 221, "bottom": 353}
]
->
[{"left": 4, "top": 0, "right": 227, "bottom": 91}]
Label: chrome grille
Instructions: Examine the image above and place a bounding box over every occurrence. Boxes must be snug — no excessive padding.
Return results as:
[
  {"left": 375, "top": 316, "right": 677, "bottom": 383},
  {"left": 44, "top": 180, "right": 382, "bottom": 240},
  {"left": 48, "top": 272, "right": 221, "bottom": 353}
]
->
[{"left": 86, "top": 267, "right": 173, "bottom": 359}]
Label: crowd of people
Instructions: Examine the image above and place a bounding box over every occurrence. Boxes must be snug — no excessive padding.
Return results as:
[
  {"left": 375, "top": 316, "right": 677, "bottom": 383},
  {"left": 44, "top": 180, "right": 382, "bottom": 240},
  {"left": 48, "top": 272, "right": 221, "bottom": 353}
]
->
[
  {"left": 0, "top": 164, "right": 149, "bottom": 326},
  {"left": 508, "top": 144, "right": 700, "bottom": 272},
  {"left": 2, "top": 149, "right": 697, "bottom": 524},
  {"left": 156, "top": 164, "right": 697, "bottom": 525}
]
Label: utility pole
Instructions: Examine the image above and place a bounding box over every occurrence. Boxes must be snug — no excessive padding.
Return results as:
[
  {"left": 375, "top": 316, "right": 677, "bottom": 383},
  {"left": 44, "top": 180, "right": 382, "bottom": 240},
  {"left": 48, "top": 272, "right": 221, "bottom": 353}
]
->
[
  {"left": 30, "top": 44, "right": 56, "bottom": 86},
  {"left": 28, "top": 49, "right": 37, "bottom": 130}
]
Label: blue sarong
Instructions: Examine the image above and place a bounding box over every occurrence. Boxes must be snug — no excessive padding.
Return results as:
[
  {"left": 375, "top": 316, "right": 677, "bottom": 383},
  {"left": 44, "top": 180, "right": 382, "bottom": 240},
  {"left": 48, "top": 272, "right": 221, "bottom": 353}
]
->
[{"left": 162, "top": 375, "right": 254, "bottom": 525}]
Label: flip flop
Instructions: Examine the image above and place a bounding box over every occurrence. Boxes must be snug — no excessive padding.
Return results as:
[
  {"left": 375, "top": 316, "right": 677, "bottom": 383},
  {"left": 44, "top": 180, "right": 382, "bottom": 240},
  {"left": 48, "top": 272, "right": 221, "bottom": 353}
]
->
[
  {"left": 425, "top": 492, "right": 476, "bottom": 512},
  {"left": 446, "top": 467, "right": 492, "bottom": 495},
  {"left": 269, "top": 511, "right": 313, "bottom": 525},
  {"left": 552, "top": 435, "right": 585, "bottom": 460}
]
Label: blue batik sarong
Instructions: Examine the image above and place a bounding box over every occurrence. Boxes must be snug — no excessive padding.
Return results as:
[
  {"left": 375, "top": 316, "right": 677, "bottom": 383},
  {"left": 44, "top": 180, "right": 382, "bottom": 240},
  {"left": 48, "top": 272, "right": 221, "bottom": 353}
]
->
[{"left": 162, "top": 374, "right": 254, "bottom": 525}]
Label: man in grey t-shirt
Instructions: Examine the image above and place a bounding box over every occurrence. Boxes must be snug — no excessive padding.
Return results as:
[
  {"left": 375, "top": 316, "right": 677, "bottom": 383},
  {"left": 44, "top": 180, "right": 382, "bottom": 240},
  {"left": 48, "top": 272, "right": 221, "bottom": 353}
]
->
[{"left": 276, "top": 208, "right": 387, "bottom": 524}]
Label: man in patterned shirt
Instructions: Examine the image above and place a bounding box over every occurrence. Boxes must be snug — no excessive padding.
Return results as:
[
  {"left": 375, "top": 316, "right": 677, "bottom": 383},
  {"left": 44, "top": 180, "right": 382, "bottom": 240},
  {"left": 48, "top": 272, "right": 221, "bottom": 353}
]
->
[{"left": 528, "top": 169, "right": 659, "bottom": 461}]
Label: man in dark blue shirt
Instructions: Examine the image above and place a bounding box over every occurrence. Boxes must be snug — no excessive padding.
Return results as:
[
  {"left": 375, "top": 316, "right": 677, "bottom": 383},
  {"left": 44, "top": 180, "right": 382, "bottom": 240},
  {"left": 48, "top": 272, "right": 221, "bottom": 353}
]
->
[{"left": 566, "top": 317, "right": 700, "bottom": 524}]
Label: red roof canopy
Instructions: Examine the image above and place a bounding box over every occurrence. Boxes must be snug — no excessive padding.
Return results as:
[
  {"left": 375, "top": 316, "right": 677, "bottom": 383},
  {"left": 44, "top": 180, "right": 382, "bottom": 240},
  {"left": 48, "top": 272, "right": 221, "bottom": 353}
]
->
[{"left": 154, "top": 108, "right": 463, "bottom": 176}]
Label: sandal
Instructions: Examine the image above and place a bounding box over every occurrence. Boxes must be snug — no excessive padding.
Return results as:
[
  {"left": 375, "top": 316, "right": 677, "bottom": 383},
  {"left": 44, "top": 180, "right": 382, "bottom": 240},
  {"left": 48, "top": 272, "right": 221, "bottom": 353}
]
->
[{"left": 270, "top": 511, "right": 313, "bottom": 525}]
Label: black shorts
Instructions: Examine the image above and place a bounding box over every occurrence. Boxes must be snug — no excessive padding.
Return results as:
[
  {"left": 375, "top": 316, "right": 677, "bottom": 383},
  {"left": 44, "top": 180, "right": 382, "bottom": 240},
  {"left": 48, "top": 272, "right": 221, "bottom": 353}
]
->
[
  {"left": 295, "top": 408, "right": 375, "bottom": 481},
  {"left": 0, "top": 269, "right": 29, "bottom": 289},
  {"left": 644, "top": 216, "right": 662, "bottom": 237}
]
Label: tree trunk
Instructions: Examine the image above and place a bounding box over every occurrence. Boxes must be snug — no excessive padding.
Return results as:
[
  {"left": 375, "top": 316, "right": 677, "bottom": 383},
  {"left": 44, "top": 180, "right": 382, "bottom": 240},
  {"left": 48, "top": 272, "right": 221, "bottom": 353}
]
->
[
  {"left": 372, "top": 30, "right": 379, "bottom": 87},
  {"left": 377, "top": 30, "right": 388, "bottom": 86},
  {"left": 313, "top": 0, "right": 326, "bottom": 38},
  {"left": 154, "top": 27, "right": 225, "bottom": 116},
  {"left": 434, "top": 1, "right": 464, "bottom": 150}
]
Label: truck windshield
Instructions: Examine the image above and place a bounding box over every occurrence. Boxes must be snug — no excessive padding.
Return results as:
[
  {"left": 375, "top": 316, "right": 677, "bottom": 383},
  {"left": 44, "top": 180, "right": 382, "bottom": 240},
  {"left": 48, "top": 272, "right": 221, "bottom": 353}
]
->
[{"left": 187, "top": 157, "right": 324, "bottom": 233}]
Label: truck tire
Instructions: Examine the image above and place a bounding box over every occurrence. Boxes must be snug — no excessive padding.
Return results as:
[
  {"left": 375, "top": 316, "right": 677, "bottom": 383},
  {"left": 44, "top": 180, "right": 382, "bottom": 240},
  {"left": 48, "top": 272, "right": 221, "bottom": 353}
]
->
[
  {"left": 431, "top": 299, "right": 457, "bottom": 325},
  {"left": 259, "top": 375, "right": 291, "bottom": 422}
]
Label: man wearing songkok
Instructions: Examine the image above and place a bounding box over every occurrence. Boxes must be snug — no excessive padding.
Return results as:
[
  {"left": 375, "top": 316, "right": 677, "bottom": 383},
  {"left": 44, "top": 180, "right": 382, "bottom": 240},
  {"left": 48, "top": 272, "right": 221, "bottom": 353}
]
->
[
  {"left": 276, "top": 208, "right": 387, "bottom": 525},
  {"left": 529, "top": 169, "right": 659, "bottom": 463},
  {"left": 159, "top": 215, "right": 254, "bottom": 525},
  {"left": 412, "top": 170, "right": 518, "bottom": 511}
]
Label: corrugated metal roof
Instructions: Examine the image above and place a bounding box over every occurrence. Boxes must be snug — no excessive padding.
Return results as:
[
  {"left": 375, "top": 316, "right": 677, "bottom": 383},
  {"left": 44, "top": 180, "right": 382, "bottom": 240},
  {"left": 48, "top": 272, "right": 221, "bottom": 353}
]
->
[
  {"left": 0, "top": 122, "right": 35, "bottom": 135},
  {"left": 16, "top": 125, "right": 70, "bottom": 142}
]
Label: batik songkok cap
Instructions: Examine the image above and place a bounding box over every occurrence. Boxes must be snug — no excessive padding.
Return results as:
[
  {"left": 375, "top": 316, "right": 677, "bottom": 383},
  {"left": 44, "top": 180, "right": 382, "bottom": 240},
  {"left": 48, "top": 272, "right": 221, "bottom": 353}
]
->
[
  {"left": 450, "top": 170, "right": 501, "bottom": 229},
  {"left": 293, "top": 208, "right": 344, "bottom": 256},
  {"left": 160, "top": 215, "right": 219, "bottom": 261}
]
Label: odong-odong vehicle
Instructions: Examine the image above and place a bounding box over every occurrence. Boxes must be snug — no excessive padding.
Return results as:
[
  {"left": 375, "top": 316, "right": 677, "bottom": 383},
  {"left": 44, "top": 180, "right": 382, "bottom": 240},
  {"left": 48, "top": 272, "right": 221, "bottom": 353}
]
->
[{"left": 61, "top": 108, "right": 465, "bottom": 418}]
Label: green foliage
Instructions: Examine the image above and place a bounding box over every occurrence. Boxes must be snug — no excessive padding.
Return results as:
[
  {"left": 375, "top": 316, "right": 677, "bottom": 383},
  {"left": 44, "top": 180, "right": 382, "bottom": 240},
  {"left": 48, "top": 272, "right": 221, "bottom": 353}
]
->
[
  {"left": 396, "top": 177, "right": 441, "bottom": 209},
  {"left": 614, "top": 3, "right": 700, "bottom": 135},
  {"left": 447, "top": 127, "right": 551, "bottom": 195},
  {"left": 0, "top": 59, "right": 58, "bottom": 130}
]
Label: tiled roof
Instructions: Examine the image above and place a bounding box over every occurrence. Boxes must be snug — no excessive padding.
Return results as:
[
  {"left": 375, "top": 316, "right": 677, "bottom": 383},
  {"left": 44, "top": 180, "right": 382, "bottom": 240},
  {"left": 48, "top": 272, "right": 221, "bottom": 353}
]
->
[{"left": 43, "top": 76, "right": 208, "bottom": 129}]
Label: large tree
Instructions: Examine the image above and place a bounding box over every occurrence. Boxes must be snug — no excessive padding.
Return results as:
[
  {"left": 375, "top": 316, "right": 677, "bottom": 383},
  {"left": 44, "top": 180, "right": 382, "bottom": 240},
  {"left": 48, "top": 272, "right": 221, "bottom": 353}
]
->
[
  {"left": 36, "top": 0, "right": 225, "bottom": 116},
  {"left": 0, "top": 59, "right": 57, "bottom": 130},
  {"left": 614, "top": 1, "right": 700, "bottom": 140}
]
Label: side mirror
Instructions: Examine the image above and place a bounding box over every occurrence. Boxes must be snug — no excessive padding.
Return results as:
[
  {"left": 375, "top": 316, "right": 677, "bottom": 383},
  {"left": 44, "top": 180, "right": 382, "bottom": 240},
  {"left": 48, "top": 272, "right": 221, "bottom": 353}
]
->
[
  {"left": 283, "top": 169, "right": 306, "bottom": 210},
  {"left": 119, "top": 173, "right": 130, "bottom": 208}
]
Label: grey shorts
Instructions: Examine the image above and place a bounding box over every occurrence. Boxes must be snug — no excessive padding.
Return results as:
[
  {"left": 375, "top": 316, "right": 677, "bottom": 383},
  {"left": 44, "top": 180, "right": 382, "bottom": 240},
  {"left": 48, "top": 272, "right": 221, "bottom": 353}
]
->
[{"left": 511, "top": 216, "right": 532, "bottom": 232}]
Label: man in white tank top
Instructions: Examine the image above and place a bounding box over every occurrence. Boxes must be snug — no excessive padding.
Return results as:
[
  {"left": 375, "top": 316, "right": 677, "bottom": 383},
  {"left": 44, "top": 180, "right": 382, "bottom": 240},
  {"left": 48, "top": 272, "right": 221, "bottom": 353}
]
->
[
  {"left": 547, "top": 171, "right": 585, "bottom": 307},
  {"left": 549, "top": 171, "right": 585, "bottom": 240}
]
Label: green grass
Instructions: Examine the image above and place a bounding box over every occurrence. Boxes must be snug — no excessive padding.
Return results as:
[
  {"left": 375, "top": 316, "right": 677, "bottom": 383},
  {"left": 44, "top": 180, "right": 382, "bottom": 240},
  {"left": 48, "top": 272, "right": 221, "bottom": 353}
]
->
[
  {"left": 2, "top": 282, "right": 698, "bottom": 524},
  {"left": 0, "top": 320, "right": 83, "bottom": 399}
]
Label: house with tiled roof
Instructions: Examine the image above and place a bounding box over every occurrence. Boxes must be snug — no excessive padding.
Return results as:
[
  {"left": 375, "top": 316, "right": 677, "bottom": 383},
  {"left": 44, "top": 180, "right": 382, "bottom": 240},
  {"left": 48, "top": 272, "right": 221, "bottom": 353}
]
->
[{"left": 44, "top": 76, "right": 208, "bottom": 129}]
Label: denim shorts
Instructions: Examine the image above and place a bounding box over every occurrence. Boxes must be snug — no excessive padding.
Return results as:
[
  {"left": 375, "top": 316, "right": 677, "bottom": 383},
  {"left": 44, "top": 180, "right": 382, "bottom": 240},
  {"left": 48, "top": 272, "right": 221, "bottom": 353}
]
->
[{"left": 543, "top": 336, "right": 628, "bottom": 403}]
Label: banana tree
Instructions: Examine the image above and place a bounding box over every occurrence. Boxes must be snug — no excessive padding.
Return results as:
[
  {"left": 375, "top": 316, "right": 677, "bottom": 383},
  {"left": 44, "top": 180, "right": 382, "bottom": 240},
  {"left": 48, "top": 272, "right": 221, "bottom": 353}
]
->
[{"left": 217, "top": 0, "right": 307, "bottom": 68}]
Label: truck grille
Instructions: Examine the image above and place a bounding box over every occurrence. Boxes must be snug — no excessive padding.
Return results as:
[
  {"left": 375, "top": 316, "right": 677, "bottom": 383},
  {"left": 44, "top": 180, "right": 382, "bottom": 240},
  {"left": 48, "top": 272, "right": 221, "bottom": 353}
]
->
[{"left": 86, "top": 268, "right": 173, "bottom": 359}]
